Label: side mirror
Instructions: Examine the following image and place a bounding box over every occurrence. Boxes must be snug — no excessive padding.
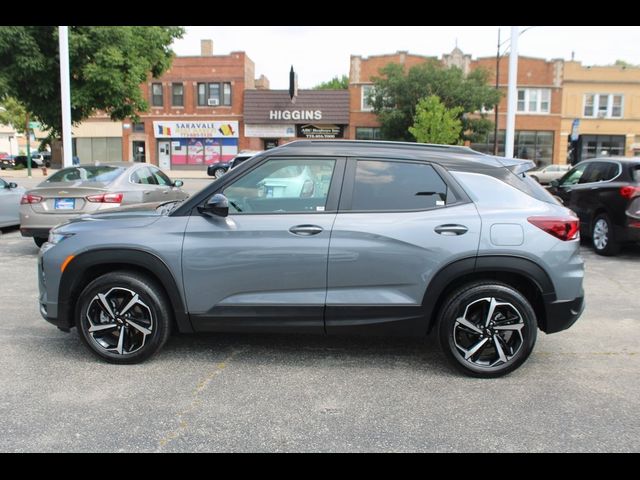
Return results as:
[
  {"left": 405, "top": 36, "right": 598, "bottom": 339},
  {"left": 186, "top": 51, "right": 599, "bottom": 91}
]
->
[
  {"left": 550, "top": 179, "right": 560, "bottom": 188},
  {"left": 198, "top": 193, "right": 229, "bottom": 217},
  {"left": 8, "top": 182, "right": 17, "bottom": 189},
  {"left": 173, "top": 179, "right": 184, "bottom": 188}
]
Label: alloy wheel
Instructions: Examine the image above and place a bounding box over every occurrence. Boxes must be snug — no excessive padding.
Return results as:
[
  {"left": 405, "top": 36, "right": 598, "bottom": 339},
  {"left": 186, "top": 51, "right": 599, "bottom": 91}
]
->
[
  {"left": 593, "top": 218, "right": 609, "bottom": 251},
  {"left": 84, "top": 287, "right": 154, "bottom": 356},
  {"left": 453, "top": 297, "right": 525, "bottom": 368}
]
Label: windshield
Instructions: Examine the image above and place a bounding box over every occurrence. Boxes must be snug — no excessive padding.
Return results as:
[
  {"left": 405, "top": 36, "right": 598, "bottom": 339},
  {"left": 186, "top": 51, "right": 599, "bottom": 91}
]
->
[{"left": 45, "top": 166, "right": 126, "bottom": 183}]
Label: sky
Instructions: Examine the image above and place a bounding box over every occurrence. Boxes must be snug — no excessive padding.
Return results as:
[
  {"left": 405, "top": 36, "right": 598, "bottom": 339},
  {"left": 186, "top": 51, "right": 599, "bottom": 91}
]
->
[{"left": 170, "top": 26, "right": 640, "bottom": 90}]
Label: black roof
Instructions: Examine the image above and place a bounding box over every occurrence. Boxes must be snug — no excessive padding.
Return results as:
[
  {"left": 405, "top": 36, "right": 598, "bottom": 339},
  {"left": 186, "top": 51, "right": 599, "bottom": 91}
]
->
[{"left": 270, "top": 140, "right": 517, "bottom": 170}]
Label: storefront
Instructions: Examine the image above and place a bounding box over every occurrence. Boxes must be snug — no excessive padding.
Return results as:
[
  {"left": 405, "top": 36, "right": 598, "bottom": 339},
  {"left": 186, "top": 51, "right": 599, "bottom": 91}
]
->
[
  {"left": 244, "top": 90, "right": 349, "bottom": 149},
  {"left": 153, "top": 120, "right": 239, "bottom": 170}
]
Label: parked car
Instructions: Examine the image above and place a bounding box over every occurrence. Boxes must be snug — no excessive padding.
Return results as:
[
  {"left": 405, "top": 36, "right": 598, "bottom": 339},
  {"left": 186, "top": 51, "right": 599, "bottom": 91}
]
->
[
  {"left": 547, "top": 157, "right": 640, "bottom": 255},
  {"left": 13, "top": 152, "right": 51, "bottom": 169},
  {"left": 20, "top": 162, "right": 188, "bottom": 247},
  {"left": 527, "top": 164, "right": 571, "bottom": 184},
  {"left": 1, "top": 155, "right": 16, "bottom": 170},
  {"left": 37, "top": 140, "right": 584, "bottom": 377},
  {"left": 0, "top": 177, "right": 25, "bottom": 227},
  {"left": 206, "top": 151, "right": 262, "bottom": 179}
]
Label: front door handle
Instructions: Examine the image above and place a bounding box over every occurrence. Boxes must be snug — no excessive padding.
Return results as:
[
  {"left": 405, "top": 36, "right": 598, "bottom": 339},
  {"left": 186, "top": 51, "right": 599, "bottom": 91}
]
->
[
  {"left": 289, "top": 225, "right": 324, "bottom": 236},
  {"left": 434, "top": 224, "right": 468, "bottom": 236}
]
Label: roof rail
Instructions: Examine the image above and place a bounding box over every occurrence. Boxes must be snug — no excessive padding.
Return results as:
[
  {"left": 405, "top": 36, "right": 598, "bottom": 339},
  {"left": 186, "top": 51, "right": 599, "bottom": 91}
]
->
[{"left": 277, "top": 139, "right": 482, "bottom": 155}]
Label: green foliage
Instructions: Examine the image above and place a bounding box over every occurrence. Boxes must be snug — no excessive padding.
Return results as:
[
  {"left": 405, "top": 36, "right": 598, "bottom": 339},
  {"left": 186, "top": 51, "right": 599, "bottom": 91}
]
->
[
  {"left": 369, "top": 61, "right": 502, "bottom": 142},
  {"left": 408, "top": 95, "right": 462, "bottom": 145},
  {"left": 614, "top": 59, "right": 638, "bottom": 68},
  {"left": 0, "top": 96, "right": 28, "bottom": 133},
  {"left": 0, "top": 26, "right": 184, "bottom": 137},
  {"left": 313, "top": 75, "right": 349, "bottom": 90}
]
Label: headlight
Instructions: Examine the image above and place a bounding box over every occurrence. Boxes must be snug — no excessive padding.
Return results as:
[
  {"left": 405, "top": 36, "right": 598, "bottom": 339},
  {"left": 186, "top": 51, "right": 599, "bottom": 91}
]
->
[{"left": 48, "top": 231, "right": 75, "bottom": 245}]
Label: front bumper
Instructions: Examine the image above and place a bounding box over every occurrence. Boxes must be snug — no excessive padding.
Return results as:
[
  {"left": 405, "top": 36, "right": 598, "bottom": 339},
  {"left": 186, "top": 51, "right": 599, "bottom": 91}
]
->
[
  {"left": 38, "top": 248, "right": 72, "bottom": 331},
  {"left": 542, "top": 293, "right": 585, "bottom": 334},
  {"left": 21, "top": 227, "right": 51, "bottom": 238}
]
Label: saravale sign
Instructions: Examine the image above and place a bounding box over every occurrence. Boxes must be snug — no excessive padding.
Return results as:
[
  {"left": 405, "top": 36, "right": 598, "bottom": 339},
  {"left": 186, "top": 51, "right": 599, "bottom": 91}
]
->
[{"left": 296, "top": 124, "right": 344, "bottom": 139}]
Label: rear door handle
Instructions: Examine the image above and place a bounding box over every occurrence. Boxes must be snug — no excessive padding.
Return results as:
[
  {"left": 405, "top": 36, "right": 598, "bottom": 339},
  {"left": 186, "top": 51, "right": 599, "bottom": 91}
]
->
[
  {"left": 434, "top": 224, "right": 468, "bottom": 236},
  {"left": 289, "top": 225, "right": 324, "bottom": 236}
]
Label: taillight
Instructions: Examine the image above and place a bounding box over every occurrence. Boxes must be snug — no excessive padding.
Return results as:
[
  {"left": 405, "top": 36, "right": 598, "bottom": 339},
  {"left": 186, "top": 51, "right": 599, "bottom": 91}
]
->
[
  {"left": 20, "top": 194, "right": 43, "bottom": 204},
  {"left": 620, "top": 186, "right": 640, "bottom": 199},
  {"left": 528, "top": 216, "right": 580, "bottom": 241},
  {"left": 86, "top": 192, "right": 123, "bottom": 203}
]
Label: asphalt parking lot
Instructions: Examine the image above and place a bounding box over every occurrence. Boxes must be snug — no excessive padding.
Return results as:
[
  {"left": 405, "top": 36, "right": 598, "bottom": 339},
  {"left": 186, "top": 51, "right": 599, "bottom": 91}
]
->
[{"left": 0, "top": 223, "right": 639, "bottom": 452}]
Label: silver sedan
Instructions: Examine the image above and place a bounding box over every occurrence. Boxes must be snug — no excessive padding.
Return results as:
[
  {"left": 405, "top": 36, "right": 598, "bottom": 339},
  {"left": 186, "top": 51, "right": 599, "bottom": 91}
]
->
[
  {"left": 0, "top": 177, "right": 25, "bottom": 228},
  {"left": 20, "top": 162, "right": 188, "bottom": 246}
]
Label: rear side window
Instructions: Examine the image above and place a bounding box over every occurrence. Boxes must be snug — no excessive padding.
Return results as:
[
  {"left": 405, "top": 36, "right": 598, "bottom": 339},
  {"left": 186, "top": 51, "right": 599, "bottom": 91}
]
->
[
  {"left": 580, "top": 162, "right": 619, "bottom": 183},
  {"left": 351, "top": 160, "right": 449, "bottom": 211},
  {"left": 631, "top": 164, "right": 640, "bottom": 183}
]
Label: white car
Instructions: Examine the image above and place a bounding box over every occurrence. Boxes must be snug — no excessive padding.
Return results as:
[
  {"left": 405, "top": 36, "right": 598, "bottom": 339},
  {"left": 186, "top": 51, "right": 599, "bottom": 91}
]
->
[
  {"left": 0, "top": 177, "right": 25, "bottom": 227},
  {"left": 528, "top": 164, "right": 571, "bottom": 184}
]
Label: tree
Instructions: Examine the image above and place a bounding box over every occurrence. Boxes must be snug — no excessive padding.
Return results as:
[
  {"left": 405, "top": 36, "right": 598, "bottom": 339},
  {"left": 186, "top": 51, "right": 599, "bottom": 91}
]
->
[
  {"left": 313, "top": 75, "right": 349, "bottom": 90},
  {"left": 408, "top": 95, "right": 462, "bottom": 145},
  {"left": 0, "top": 26, "right": 184, "bottom": 137},
  {"left": 0, "top": 96, "right": 28, "bottom": 134},
  {"left": 369, "top": 61, "right": 502, "bottom": 142}
]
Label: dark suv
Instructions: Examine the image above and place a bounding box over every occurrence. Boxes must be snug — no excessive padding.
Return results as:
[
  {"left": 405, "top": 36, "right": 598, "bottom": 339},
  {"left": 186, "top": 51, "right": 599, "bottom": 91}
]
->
[
  {"left": 38, "top": 140, "right": 585, "bottom": 377},
  {"left": 547, "top": 157, "right": 640, "bottom": 255}
]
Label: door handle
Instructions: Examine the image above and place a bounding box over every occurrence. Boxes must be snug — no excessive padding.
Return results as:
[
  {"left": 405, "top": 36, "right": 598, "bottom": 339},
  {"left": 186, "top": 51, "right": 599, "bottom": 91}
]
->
[
  {"left": 289, "top": 225, "right": 324, "bottom": 236},
  {"left": 434, "top": 224, "right": 468, "bottom": 236}
]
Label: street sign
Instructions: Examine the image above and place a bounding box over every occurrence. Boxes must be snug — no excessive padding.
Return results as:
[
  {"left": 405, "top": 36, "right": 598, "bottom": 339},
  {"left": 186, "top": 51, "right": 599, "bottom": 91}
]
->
[
  {"left": 571, "top": 119, "right": 580, "bottom": 142},
  {"left": 29, "top": 121, "right": 41, "bottom": 130}
]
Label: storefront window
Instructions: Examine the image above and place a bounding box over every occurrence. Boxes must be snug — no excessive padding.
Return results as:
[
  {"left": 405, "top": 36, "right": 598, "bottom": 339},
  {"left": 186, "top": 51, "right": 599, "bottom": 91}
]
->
[
  {"left": 355, "top": 127, "right": 382, "bottom": 140},
  {"left": 471, "top": 130, "right": 554, "bottom": 167}
]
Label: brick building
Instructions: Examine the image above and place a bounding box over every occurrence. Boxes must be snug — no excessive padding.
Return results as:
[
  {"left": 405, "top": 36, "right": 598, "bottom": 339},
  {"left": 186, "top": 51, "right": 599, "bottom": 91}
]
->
[
  {"left": 561, "top": 60, "right": 640, "bottom": 162},
  {"left": 348, "top": 49, "right": 565, "bottom": 167},
  {"left": 470, "top": 55, "right": 564, "bottom": 166}
]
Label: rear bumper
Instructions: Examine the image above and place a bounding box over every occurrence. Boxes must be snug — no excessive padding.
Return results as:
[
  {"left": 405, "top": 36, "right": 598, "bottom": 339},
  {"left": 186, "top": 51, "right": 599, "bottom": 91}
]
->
[{"left": 542, "top": 293, "right": 585, "bottom": 334}]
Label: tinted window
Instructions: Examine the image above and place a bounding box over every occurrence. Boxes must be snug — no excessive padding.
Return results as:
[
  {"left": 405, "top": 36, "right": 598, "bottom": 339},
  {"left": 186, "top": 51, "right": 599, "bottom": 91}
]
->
[
  {"left": 579, "top": 162, "right": 619, "bottom": 183},
  {"left": 0, "top": 178, "right": 7, "bottom": 188},
  {"left": 45, "top": 166, "right": 125, "bottom": 183},
  {"left": 632, "top": 165, "right": 640, "bottom": 183},
  {"left": 223, "top": 158, "right": 335, "bottom": 214},
  {"left": 351, "top": 160, "right": 448, "bottom": 211}
]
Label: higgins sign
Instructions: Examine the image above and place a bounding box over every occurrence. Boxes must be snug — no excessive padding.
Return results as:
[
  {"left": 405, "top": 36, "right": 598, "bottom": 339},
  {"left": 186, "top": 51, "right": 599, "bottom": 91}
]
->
[
  {"left": 269, "top": 110, "right": 322, "bottom": 121},
  {"left": 153, "top": 121, "right": 239, "bottom": 138}
]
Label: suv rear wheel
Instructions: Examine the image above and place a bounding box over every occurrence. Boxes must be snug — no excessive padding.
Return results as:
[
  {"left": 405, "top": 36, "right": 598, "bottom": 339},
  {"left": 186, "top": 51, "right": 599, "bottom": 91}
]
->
[
  {"left": 592, "top": 213, "right": 619, "bottom": 256},
  {"left": 438, "top": 282, "right": 537, "bottom": 378},
  {"left": 76, "top": 271, "right": 172, "bottom": 364}
]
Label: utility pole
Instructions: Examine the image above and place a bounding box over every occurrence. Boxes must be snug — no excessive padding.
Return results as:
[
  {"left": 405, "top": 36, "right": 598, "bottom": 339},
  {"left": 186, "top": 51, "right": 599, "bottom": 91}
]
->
[
  {"left": 505, "top": 26, "right": 519, "bottom": 158},
  {"left": 25, "top": 113, "right": 32, "bottom": 178},
  {"left": 493, "top": 28, "right": 500, "bottom": 155},
  {"left": 59, "top": 26, "right": 73, "bottom": 168}
]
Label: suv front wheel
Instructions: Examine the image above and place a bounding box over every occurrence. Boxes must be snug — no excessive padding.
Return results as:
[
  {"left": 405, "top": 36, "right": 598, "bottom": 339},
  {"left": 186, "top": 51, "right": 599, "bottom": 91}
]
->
[
  {"left": 76, "top": 271, "right": 172, "bottom": 364},
  {"left": 438, "top": 282, "right": 537, "bottom": 378}
]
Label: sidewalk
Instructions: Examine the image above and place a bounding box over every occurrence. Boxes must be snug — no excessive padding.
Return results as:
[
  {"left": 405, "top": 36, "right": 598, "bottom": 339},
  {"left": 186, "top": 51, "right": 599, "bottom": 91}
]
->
[{"left": 1, "top": 167, "right": 212, "bottom": 180}]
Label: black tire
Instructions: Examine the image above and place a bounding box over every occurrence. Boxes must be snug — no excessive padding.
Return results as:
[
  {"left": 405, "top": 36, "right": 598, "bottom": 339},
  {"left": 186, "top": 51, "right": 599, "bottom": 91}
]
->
[
  {"left": 33, "top": 237, "right": 47, "bottom": 247},
  {"left": 213, "top": 167, "right": 226, "bottom": 179},
  {"left": 592, "top": 213, "right": 619, "bottom": 256},
  {"left": 76, "top": 271, "right": 172, "bottom": 364},
  {"left": 437, "top": 282, "right": 538, "bottom": 378}
]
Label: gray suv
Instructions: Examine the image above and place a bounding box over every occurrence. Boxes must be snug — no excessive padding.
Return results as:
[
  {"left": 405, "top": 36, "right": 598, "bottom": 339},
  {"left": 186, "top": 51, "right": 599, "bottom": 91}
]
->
[{"left": 37, "top": 141, "right": 585, "bottom": 377}]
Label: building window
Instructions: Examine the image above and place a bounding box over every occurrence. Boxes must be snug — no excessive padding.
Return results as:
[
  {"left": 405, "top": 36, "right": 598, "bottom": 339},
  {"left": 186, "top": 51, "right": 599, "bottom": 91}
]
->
[
  {"left": 197, "top": 82, "right": 232, "bottom": 106},
  {"left": 223, "top": 83, "right": 232, "bottom": 106},
  {"left": 172, "top": 83, "right": 184, "bottom": 107},
  {"left": 132, "top": 122, "right": 145, "bottom": 133},
  {"left": 355, "top": 127, "right": 382, "bottom": 140},
  {"left": 151, "top": 83, "right": 163, "bottom": 107},
  {"left": 516, "top": 88, "right": 551, "bottom": 114},
  {"left": 361, "top": 85, "right": 374, "bottom": 111},
  {"left": 470, "top": 130, "right": 554, "bottom": 168},
  {"left": 583, "top": 94, "right": 623, "bottom": 119}
]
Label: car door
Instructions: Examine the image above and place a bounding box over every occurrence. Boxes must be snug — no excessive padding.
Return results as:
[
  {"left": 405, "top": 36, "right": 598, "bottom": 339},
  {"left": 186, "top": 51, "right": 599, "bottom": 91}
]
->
[
  {"left": 550, "top": 162, "right": 589, "bottom": 207},
  {"left": 148, "top": 166, "right": 187, "bottom": 201},
  {"left": 181, "top": 156, "right": 345, "bottom": 333},
  {"left": 129, "top": 166, "right": 162, "bottom": 203},
  {"left": 325, "top": 158, "right": 481, "bottom": 335},
  {"left": 0, "top": 178, "right": 22, "bottom": 226},
  {"left": 574, "top": 161, "right": 621, "bottom": 232}
]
